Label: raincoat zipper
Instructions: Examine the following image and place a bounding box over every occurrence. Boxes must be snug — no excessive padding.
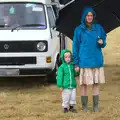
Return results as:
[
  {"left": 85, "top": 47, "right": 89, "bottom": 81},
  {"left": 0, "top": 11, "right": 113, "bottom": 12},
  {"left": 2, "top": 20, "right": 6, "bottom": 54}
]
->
[{"left": 68, "top": 64, "right": 72, "bottom": 88}]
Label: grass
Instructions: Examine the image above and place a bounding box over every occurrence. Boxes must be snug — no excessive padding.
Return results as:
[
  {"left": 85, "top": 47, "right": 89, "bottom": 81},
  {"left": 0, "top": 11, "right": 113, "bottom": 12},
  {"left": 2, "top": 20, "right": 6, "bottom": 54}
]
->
[{"left": 0, "top": 66, "right": 120, "bottom": 120}]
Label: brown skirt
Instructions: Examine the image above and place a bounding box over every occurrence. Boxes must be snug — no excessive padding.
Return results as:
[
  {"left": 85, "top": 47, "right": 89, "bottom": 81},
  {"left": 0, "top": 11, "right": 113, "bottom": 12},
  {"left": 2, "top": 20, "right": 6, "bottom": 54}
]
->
[{"left": 79, "top": 67, "right": 105, "bottom": 85}]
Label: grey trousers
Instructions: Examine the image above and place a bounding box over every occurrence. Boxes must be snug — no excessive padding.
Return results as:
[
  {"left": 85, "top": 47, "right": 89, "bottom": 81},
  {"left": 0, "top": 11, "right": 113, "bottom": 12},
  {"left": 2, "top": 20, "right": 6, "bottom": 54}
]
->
[{"left": 62, "top": 88, "right": 76, "bottom": 108}]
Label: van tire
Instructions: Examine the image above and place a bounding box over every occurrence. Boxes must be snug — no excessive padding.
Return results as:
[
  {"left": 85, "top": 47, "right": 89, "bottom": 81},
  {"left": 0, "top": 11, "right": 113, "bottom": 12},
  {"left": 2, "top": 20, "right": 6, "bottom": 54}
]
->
[{"left": 47, "top": 64, "right": 58, "bottom": 83}]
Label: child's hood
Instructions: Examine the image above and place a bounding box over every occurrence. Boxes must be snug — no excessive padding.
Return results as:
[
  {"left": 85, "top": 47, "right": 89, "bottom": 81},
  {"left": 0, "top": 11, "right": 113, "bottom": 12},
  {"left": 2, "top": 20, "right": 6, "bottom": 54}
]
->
[{"left": 60, "top": 49, "right": 72, "bottom": 63}]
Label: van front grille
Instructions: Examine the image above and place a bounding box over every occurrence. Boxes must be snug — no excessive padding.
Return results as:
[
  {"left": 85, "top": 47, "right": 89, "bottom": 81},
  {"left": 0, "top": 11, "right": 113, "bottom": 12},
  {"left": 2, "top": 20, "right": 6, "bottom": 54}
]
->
[
  {"left": 0, "top": 41, "right": 48, "bottom": 52},
  {"left": 0, "top": 57, "right": 36, "bottom": 65}
]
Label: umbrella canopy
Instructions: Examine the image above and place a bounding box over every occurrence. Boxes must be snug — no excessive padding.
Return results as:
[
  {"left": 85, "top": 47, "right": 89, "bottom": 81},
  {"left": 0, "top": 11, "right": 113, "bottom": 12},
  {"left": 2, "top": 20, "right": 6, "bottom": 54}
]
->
[{"left": 57, "top": 0, "right": 120, "bottom": 39}]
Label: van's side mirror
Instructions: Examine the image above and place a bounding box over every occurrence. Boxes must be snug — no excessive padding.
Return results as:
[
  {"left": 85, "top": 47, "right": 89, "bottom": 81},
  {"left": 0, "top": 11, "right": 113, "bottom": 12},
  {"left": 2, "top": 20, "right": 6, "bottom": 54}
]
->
[
  {"left": 52, "top": 25, "right": 57, "bottom": 30},
  {"left": 53, "top": 27, "right": 57, "bottom": 31}
]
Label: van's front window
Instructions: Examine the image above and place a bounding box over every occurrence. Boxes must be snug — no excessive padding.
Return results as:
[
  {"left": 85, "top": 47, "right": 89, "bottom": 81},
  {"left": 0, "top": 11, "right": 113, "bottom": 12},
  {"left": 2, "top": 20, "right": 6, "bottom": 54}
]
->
[{"left": 0, "top": 3, "right": 46, "bottom": 29}]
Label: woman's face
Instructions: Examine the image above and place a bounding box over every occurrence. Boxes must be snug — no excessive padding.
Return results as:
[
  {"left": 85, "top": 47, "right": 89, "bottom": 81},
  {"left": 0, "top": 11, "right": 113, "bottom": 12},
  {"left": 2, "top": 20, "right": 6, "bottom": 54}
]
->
[{"left": 85, "top": 12, "right": 93, "bottom": 24}]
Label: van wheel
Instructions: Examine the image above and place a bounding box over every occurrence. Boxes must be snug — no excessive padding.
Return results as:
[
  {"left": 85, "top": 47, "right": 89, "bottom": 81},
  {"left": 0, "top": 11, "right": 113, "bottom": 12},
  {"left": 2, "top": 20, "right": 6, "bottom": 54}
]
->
[{"left": 47, "top": 64, "right": 58, "bottom": 83}]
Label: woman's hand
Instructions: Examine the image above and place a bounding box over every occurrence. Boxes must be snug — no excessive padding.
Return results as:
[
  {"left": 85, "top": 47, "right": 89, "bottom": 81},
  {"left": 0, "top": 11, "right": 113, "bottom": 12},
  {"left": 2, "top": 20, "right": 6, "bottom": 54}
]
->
[
  {"left": 75, "top": 66, "right": 80, "bottom": 72},
  {"left": 98, "top": 39, "right": 103, "bottom": 45}
]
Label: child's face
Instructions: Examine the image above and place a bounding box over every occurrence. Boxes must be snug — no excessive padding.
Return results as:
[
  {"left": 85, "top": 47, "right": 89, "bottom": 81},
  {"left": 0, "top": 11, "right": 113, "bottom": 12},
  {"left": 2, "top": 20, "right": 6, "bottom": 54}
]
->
[{"left": 64, "top": 52, "right": 71, "bottom": 63}]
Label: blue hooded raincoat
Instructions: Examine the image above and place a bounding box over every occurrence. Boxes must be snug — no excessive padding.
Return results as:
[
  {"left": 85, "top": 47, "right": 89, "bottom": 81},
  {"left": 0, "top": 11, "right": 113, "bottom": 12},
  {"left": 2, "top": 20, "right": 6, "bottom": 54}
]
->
[{"left": 72, "top": 7, "right": 107, "bottom": 68}]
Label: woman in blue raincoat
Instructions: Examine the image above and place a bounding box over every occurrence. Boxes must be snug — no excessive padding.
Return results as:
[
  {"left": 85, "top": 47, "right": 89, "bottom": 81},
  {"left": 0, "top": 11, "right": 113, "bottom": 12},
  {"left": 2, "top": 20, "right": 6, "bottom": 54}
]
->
[{"left": 72, "top": 7, "right": 107, "bottom": 112}]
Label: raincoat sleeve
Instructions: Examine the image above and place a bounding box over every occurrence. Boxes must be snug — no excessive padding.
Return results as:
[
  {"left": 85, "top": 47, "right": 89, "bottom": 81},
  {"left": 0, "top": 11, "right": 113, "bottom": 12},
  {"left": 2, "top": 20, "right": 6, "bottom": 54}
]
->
[
  {"left": 74, "top": 70, "right": 79, "bottom": 77},
  {"left": 99, "top": 25, "right": 107, "bottom": 48},
  {"left": 57, "top": 65, "right": 64, "bottom": 88},
  {"left": 72, "top": 27, "right": 81, "bottom": 66}
]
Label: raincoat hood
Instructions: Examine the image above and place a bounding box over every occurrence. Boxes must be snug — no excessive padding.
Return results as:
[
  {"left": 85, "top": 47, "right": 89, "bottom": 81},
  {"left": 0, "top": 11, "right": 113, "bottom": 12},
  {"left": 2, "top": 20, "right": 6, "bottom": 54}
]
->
[
  {"left": 60, "top": 49, "right": 72, "bottom": 63},
  {"left": 81, "top": 7, "right": 96, "bottom": 24}
]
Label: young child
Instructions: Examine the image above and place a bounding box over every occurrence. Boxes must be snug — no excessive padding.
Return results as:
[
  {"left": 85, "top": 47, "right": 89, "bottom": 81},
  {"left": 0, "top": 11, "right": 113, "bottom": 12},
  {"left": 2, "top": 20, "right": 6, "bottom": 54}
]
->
[{"left": 57, "top": 49, "right": 79, "bottom": 113}]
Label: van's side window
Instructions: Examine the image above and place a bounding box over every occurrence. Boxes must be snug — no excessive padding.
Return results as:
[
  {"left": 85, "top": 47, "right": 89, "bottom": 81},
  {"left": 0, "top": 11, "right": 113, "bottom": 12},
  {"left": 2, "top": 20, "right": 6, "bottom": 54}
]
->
[{"left": 47, "top": 7, "right": 56, "bottom": 28}]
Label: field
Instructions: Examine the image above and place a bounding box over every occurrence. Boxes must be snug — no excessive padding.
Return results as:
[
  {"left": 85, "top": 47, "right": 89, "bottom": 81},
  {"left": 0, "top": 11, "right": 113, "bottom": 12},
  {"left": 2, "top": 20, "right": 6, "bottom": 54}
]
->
[{"left": 0, "top": 27, "right": 120, "bottom": 120}]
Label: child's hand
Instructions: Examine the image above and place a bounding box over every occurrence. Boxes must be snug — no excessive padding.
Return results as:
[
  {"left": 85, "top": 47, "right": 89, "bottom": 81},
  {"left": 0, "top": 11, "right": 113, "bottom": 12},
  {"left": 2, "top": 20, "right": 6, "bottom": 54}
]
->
[
  {"left": 75, "top": 76, "right": 79, "bottom": 80},
  {"left": 75, "top": 66, "right": 80, "bottom": 72},
  {"left": 60, "top": 88, "right": 63, "bottom": 92},
  {"left": 98, "top": 39, "right": 103, "bottom": 45}
]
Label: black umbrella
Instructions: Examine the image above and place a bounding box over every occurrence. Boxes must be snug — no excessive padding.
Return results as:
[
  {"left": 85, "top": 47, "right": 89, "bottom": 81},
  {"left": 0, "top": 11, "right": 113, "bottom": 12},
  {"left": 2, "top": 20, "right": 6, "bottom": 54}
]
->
[{"left": 56, "top": 0, "right": 120, "bottom": 39}]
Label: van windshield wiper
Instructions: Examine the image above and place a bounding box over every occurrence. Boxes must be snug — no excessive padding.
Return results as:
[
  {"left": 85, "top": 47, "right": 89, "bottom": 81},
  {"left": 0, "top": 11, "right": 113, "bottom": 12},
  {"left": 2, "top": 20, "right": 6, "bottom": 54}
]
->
[
  {"left": 0, "top": 25, "right": 5, "bottom": 27},
  {"left": 0, "top": 24, "right": 10, "bottom": 27},
  {"left": 11, "top": 24, "right": 45, "bottom": 32}
]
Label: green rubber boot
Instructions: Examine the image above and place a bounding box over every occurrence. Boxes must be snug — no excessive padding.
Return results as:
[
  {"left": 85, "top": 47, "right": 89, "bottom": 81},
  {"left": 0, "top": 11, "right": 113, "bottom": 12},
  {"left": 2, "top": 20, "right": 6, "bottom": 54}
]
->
[
  {"left": 93, "top": 95, "right": 99, "bottom": 112},
  {"left": 81, "top": 96, "right": 88, "bottom": 112}
]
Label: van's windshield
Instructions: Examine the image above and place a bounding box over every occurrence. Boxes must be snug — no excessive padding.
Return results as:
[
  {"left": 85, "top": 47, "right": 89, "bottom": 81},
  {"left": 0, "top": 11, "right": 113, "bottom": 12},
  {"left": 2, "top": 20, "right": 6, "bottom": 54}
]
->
[{"left": 0, "top": 2, "right": 47, "bottom": 30}]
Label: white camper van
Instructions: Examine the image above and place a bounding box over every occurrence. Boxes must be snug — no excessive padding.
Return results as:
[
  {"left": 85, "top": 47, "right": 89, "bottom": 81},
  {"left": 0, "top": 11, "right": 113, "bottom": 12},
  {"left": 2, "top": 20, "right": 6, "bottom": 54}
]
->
[{"left": 0, "top": 0, "right": 69, "bottom": 82}]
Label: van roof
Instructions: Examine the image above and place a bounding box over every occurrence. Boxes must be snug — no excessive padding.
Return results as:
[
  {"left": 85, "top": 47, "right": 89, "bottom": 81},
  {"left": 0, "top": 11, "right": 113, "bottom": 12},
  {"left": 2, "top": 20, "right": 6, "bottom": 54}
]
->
[{"left": 0, "top": 0, "right": 55, "bottom": 4}]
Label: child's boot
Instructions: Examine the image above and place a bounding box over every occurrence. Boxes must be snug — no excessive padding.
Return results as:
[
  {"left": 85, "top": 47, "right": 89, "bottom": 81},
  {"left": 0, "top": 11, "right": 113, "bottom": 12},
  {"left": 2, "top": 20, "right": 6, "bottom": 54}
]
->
[
  {"left": 69, "top": 105, "right": 77, "bottom": 113},
  {"left": 81, "top": 96, "right": 88, "bottom": 112},
  {"left": 64, "top": 108, "right": 69, "bottom": 113},
  {"left": 93, "top": 95, "right": 99, "bottom": 112}
]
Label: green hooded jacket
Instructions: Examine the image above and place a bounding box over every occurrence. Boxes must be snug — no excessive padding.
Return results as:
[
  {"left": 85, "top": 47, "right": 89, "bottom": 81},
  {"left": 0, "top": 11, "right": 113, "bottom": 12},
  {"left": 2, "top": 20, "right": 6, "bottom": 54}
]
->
[{"left": 57, "top": 49, "right": 79, "bottom": 89}]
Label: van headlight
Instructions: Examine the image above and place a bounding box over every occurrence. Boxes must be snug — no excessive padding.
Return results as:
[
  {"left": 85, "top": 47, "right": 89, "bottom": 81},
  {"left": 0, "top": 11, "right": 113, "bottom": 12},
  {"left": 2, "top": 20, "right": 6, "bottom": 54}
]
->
[{"left": 37, "top": 42, "right": 46, "bottom": 51}]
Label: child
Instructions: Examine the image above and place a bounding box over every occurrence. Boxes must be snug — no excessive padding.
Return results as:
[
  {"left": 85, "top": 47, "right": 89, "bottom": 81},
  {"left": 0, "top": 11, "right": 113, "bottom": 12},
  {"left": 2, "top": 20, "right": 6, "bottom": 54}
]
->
[{"left": 57, "top": 49, "right": 79, "bottom": 113}]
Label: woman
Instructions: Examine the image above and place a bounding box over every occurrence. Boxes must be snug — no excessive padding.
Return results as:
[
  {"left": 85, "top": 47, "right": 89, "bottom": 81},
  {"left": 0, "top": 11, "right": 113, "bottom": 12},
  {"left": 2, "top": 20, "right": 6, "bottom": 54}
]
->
[{"left": 72, "top": 7, "right": 107, "bottom": 112}]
